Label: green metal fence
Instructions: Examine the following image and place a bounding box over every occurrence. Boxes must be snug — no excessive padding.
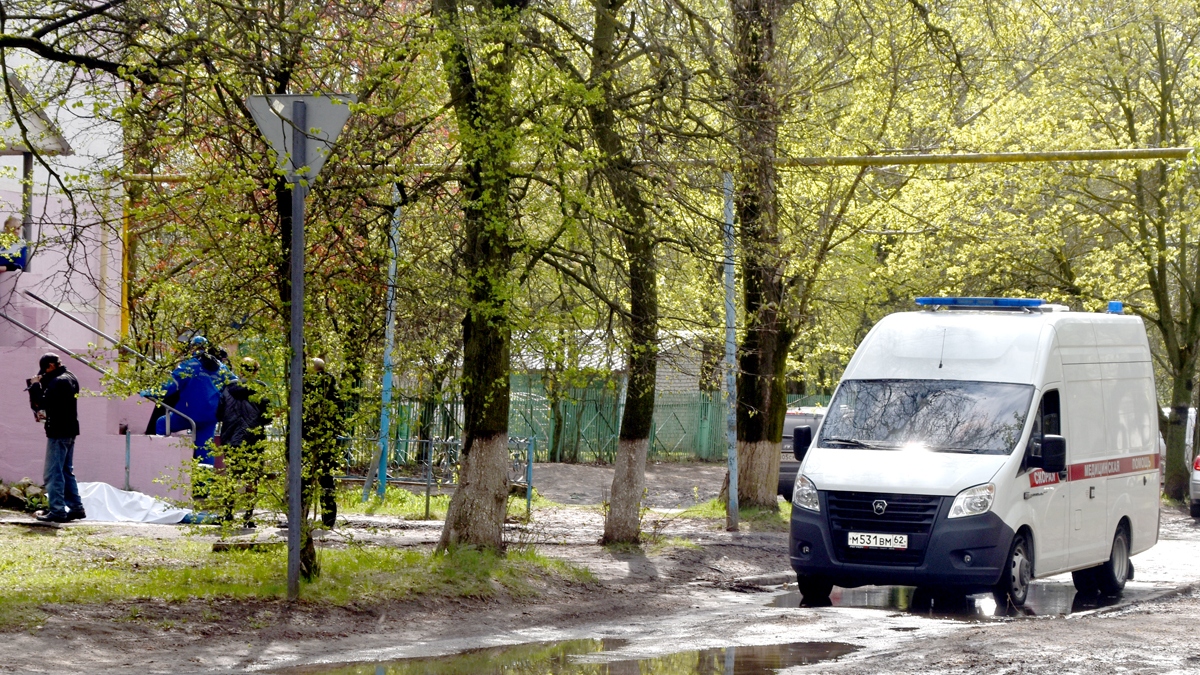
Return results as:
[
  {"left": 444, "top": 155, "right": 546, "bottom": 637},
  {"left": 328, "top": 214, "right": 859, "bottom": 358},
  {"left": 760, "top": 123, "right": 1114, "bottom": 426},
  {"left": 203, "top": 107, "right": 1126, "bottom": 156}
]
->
[
  {"left": 345, "top": 378, "right": 832, "bottom": 471},
  {"left": 787, "top": 394, "right": 831, "bottom": 408}
]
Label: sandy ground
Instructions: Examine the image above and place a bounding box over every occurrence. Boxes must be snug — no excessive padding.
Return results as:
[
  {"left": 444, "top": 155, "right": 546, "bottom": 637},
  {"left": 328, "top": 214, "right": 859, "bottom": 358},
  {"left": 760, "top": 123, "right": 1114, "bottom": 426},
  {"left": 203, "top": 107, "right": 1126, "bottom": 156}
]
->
[
  {"left": 531, "top": 461, "right": 728, "bottom": 508},
  {"left": 2, "top": 464, "right": 1200, "bottom": 674}
]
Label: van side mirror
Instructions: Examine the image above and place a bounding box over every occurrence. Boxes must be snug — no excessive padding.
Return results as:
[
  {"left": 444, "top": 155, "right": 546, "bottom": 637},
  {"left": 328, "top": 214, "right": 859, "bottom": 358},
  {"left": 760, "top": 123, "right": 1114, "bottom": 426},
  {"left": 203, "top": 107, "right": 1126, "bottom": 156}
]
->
[
  {"left": 1040, "top": 435, "right": 1066, "bottom": 474},
  {"left": 793, "top": 426, "right": 813, "bottom": 462}
]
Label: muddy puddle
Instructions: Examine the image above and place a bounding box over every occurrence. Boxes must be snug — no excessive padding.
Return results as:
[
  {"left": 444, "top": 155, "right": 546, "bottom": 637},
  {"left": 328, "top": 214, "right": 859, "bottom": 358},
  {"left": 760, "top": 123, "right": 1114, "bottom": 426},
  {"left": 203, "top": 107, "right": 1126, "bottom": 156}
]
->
[
  {"left": 276, "top": 639, "right": 859, "bottom": 674},
  {"left": 771, "top": 581, "right": 1150, "bottom": 619}
]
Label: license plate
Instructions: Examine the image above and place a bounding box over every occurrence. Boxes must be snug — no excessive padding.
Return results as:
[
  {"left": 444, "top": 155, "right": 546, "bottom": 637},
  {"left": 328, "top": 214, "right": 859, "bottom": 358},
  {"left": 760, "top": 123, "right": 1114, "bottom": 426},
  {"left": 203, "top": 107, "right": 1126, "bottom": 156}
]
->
[{"left": 847, "top": 532, "right": 908, "bottom": 549}]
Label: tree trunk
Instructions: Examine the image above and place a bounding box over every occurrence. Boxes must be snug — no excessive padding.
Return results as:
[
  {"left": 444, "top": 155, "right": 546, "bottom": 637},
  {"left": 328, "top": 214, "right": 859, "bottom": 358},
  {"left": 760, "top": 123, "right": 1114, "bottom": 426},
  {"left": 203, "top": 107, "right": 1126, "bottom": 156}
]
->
[
  {"left": 604, "top": 236, "right": 656, "bottom": 542},
  {"left": 1163, "top": 365, "right": 1195, "bottom": 500},
  {"left": 441, "top": 433, "right": 510, "bottom": 549},
  {"left": 730, "top": 0, "right": 788, "bottom": 510},
  {"left": 434, "top": 0, "right": 521, "bottom": 551},
  {"left": 588, "top": 0, "right": 659, "bottom": 544}
]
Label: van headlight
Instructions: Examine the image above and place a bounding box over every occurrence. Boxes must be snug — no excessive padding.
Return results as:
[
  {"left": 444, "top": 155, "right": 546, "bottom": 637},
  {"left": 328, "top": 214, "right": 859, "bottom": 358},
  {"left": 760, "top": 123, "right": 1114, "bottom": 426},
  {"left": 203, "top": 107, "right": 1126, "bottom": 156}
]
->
[
  {"left": 948, "top": 483, "right": 995, "bottom": 519},
  {"left": 792, "top": 474, "right": 820, "bottom": 512}
]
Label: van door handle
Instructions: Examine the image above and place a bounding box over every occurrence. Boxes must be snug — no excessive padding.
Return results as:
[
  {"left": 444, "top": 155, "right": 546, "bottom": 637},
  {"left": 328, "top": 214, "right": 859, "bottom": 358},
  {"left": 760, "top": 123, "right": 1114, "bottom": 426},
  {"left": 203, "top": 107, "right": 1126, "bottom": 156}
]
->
[
  {"left": 1089, "top": 486, "right": 1096, "bottom": 499},
  {"left": 1024, "top": 490, "right": 1046, "bottom": 499}
]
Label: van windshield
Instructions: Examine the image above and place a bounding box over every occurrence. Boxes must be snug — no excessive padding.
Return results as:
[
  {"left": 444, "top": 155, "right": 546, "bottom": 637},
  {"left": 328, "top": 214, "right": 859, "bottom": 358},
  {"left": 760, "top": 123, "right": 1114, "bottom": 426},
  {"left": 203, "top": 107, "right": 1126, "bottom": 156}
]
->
[{"left": 818, "top": 379, "right": 1034, "bottom": 455}]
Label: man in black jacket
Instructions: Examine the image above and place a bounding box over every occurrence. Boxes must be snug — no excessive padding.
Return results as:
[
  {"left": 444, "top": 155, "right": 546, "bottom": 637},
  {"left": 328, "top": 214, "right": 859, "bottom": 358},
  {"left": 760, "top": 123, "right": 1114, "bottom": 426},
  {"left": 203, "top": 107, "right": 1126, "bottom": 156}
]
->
[
  {"left": 27, "top": 353, "right": 85, "bottom": 523},
  {"left": 216, "top": 358, "right": 271, "bottom": 525}
]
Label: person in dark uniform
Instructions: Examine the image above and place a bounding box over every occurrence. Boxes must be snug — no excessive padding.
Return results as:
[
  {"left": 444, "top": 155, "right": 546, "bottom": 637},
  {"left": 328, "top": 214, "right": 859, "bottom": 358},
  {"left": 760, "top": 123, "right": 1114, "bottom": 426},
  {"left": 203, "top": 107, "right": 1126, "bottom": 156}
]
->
[
  {"left": 303, "top": 357, "right": 343, "bottom": 528},
  {"left": 216, "top": 357, "right": 271, "bottom": 526},
  {"left": 26, "top": 353, "right": 85, "bottom": 523}
]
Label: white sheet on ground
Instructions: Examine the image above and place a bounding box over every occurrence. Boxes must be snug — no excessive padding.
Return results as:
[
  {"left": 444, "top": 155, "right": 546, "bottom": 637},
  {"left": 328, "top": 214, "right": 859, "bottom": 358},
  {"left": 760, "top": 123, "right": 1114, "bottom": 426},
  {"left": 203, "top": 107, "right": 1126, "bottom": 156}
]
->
[{"left": 78, "top": 482, "right": 191, "bottom": 524}]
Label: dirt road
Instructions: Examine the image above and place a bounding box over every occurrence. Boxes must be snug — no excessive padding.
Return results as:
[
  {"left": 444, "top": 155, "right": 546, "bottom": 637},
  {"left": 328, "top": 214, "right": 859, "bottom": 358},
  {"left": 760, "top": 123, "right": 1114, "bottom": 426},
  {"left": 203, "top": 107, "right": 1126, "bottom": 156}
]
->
[{"left": 2, "top": 464, "right": 1200, "bottom": 674}]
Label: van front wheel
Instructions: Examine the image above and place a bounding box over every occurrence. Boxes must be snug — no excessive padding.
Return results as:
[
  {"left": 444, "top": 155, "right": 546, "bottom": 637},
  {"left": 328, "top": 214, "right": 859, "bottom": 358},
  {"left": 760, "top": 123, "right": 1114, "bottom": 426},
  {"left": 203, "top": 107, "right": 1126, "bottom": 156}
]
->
[
  {"left": 796, "top": 575, "right": 833, "bottom": 605},
  {"left": 996, "top": 532, "right": 1032, "bottom": 606},
  {"left": 1095, "top": 526, "right": 1131, "bottom": 596}
]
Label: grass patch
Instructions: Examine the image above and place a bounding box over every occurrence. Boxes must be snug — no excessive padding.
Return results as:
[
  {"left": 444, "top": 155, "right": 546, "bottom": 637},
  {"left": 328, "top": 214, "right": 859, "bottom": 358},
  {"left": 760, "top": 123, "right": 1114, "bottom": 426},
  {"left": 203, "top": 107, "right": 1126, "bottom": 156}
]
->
[
  {"left": 0, "top": 524, "right": 593, "bottom": 630},
  {"left": 338, "top": 485, "right": 568, "bottom": 523},
  {"left": 675, "top": 498, "right": 792, "bottom": 532},
  {"left": 336, "top": 485, "right": 451, "bottom": 520}
]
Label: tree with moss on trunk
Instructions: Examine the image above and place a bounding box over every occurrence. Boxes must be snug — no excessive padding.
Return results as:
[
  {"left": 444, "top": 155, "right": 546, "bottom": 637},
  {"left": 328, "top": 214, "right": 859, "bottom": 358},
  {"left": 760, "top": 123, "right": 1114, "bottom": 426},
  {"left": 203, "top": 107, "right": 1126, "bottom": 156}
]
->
[{"left": 434, "top": 0, "right": 527, "bottom": 551}]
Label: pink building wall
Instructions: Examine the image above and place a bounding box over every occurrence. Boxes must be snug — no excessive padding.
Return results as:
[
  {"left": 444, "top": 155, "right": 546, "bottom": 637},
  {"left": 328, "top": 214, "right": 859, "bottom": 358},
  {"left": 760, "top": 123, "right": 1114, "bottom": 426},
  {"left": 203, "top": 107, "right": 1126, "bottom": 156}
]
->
[{"left": 0, "top": 174, "right": 193, "bottom": 500}]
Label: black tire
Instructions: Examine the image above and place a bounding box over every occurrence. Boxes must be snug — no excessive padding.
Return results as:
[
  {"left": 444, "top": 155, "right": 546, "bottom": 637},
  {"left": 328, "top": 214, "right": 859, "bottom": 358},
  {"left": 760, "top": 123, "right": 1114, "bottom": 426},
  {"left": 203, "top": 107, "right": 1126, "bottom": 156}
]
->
[
  {"left": 1190, "top": 501, "right": 1200, "bottom": 518},
  {"left": 797, "top": 575, "right": 833, "bottom": 604},
  {"left": 1071, "top": 567, "right": 1100, "bottom": 595},
  {"left": 995, "top": 531, "right": 1033, "bottom": 606},
  {"left": 1095, "top": 526, "right": 1131, "bottom": 596}
]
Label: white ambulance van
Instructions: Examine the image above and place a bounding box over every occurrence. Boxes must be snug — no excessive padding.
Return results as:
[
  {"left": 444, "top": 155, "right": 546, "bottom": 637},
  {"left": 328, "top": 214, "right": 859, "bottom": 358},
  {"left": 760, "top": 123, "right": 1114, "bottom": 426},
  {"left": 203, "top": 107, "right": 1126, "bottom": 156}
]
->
[{"left": 788, "top": 297, "right": 1160, "bottom": 606}]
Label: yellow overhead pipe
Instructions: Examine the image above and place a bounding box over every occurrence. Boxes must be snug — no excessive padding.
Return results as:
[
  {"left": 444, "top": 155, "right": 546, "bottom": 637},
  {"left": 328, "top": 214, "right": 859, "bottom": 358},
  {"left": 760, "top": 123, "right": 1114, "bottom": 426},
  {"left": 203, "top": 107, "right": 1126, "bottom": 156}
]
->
[{"left": 117, "top": 147, "right": 1196, "bottom": 184}]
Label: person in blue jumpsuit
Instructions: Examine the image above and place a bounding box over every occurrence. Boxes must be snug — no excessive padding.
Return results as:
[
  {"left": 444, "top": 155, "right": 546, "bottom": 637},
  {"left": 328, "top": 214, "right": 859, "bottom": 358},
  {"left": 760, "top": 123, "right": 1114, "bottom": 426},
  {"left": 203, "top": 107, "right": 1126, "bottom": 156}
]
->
[{"left": 143, "top": 336, "right": 235, "bottom": 464}]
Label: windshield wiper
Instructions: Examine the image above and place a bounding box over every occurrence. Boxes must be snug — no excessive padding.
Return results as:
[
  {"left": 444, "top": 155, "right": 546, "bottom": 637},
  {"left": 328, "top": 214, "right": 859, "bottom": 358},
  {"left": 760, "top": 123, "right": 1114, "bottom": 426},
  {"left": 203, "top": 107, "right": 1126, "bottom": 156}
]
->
[
  {"left": 821, "top": 437, "right": 883, "bottom": 449},
  {"left": 925, "top": 445, "right": 998, "bottom": 455}
]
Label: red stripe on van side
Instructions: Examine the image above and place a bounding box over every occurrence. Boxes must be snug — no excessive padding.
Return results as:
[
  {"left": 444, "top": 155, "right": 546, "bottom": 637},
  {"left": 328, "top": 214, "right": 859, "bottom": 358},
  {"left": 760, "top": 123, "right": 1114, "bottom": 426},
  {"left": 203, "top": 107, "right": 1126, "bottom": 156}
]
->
[
  {"left": 1028, "top": 453, "right": 1158, "bottom": 487},
  {"left": 1067, "top": 453, "right": 1159, "bottom": 482}
]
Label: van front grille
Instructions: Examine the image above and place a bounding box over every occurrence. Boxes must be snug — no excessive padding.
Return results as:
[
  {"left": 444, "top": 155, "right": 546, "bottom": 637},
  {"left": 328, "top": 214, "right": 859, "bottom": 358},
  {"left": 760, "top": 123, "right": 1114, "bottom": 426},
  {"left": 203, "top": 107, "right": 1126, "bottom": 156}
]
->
[{"left": 826, "top": 491, "right": 943, "bottom": 566}]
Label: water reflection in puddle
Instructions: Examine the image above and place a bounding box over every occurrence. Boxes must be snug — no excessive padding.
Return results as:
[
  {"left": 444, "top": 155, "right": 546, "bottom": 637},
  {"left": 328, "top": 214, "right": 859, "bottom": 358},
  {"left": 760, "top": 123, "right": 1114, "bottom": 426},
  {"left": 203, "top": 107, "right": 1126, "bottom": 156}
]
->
[
  {"left": 278, "top": 639, "right": 859, "bottom": 674},
  {"left": 771, "top": 582, "right": 1129, "bottom": 619}
]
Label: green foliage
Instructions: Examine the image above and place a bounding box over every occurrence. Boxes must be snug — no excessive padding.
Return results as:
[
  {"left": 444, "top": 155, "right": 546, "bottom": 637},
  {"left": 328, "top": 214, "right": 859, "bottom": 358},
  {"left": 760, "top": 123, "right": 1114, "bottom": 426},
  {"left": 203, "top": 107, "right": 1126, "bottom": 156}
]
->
[
  {"left": 15, "top": 0, "right": 1200, "bottom": 516},
  {"left": 0, "top": 524, "right": 592, "bottom": 630}
]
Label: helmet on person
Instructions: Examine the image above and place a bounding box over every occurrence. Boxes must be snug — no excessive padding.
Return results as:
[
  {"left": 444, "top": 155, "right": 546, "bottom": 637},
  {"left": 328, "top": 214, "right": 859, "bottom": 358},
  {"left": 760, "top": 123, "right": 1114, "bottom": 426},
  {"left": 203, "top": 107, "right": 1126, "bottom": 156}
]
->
[
  {"left": 190, "top": 335, "right": 208, "bottom": 348},
  {"left": 240, "top": 357, "right": 260, "bottom": 373}
]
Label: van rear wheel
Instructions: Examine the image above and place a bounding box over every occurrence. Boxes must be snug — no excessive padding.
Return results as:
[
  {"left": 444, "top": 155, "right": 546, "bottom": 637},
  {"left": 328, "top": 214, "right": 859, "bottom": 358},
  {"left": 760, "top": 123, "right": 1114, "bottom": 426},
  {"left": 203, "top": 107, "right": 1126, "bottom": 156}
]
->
[
  {"left": 995, "top": 531, "right": 1032, "bottom": 606},
  {"left": 1190, "top": 501, "right": 1200, "bottom": 519},
  {"left": 1095, "top": 526, "right": 1131, "bottom": 596}
]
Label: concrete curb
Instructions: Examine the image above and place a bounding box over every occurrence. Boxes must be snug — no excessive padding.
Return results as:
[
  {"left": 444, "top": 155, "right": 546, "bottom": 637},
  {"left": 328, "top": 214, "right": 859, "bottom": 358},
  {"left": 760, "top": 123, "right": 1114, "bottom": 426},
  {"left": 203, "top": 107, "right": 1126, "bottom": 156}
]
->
[{"left": 727, "top": 571, "right": 796, "bottom": 587}]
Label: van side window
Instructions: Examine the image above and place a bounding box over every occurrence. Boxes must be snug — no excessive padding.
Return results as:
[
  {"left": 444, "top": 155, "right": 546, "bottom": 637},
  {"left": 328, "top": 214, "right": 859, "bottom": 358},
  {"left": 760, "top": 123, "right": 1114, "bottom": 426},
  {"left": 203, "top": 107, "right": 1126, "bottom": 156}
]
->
[
  {"left": 1025, "top": 390, "right": 1060, "bottom": 469},
  {"left": 1041, "top": 390, "right": 1060, "bottom": 436}
]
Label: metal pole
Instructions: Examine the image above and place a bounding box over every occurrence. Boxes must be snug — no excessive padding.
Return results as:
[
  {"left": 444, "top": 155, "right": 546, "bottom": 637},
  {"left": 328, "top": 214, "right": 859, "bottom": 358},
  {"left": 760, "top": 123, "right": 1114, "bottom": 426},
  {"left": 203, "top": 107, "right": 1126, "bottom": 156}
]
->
[
  {"left": 124, "top": 430, "right": 132, "bottom": 491},
  {"left": 526, "top": 436, "right": 534, "bottom": 518},
  {"left": 0, "top": 309, "right": 196, "bottom": 434},
  {"left": 118, "top": 147, "right": 1200, "bottom": 183},
  {"left": 22, "top": 291, "right": 155, "bottom": 364},
  {"left": 21, "top": 152, "right": 32, "bottom": 271},
  {"left": 374, "top": 192, "right": 402, "bottom": 500},
  {"left": 722, "top": 171, "right": 739, "bottom": 531},
  {"left": 361, "top": 443, "right": 382, "bottom": 503},
  {"left": 286, "top": 100, "right": 307, "bottom": 601},
  {"left": 424, "top": 442, "right": 432, "bottom": 520},
  {"left": 778, "top": 146, "right": 1196, "bottom": 167}
]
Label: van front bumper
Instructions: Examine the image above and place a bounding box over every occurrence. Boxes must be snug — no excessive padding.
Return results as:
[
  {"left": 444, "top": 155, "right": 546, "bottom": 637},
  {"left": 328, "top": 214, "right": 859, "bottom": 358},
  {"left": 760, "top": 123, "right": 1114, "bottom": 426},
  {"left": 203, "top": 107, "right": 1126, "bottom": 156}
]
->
[{"left": 789, "top": 493, "right": 1014, "bottom": 592}]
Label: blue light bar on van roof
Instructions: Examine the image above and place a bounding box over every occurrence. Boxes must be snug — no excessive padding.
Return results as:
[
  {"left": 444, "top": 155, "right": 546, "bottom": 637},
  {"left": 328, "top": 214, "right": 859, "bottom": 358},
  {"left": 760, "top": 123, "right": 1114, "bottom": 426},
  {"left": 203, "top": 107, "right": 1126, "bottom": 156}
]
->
[{"left": 915, "top": 297, "right": 1047, "bottom": 308}]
